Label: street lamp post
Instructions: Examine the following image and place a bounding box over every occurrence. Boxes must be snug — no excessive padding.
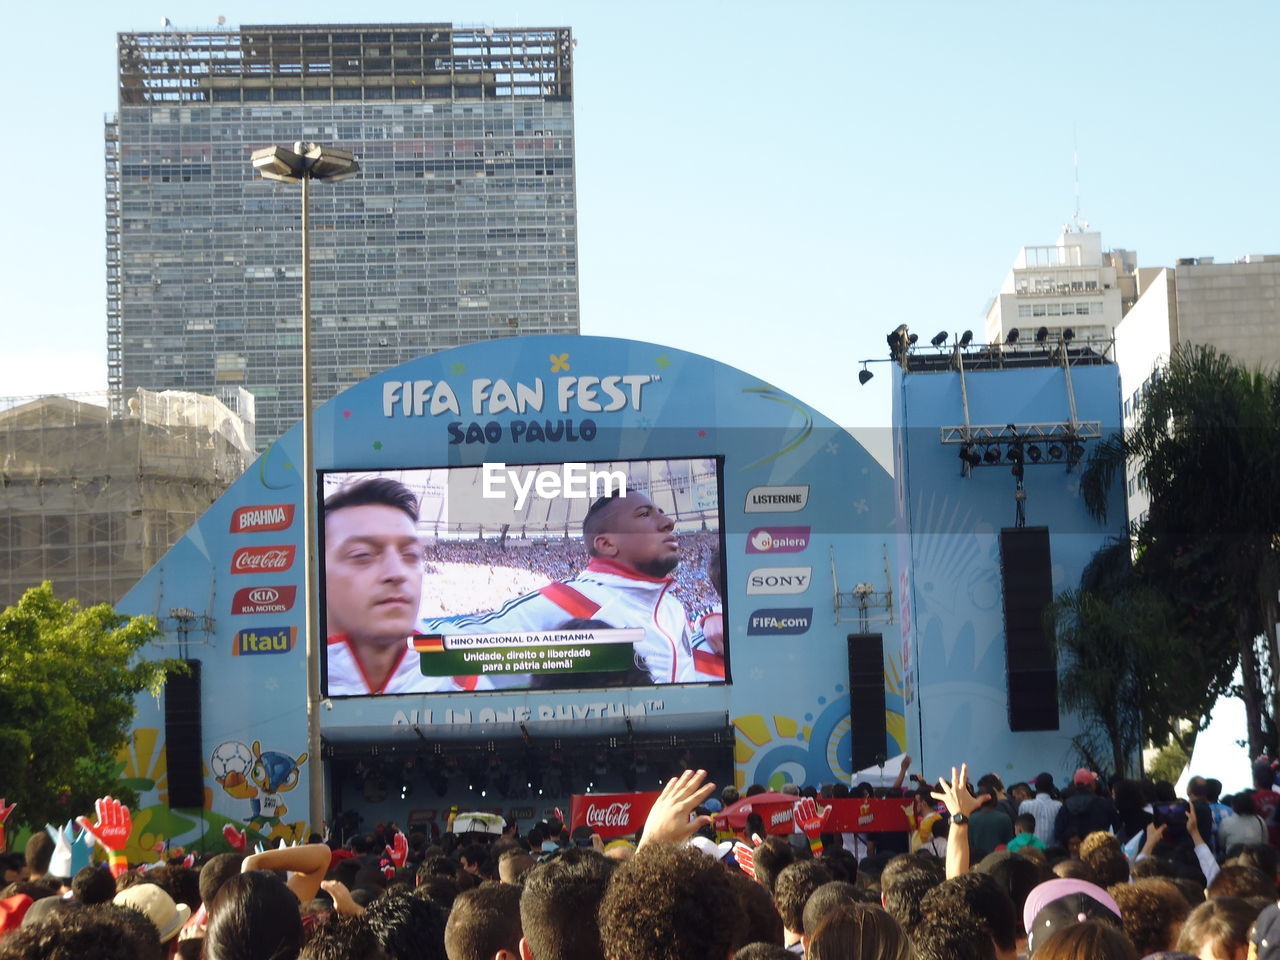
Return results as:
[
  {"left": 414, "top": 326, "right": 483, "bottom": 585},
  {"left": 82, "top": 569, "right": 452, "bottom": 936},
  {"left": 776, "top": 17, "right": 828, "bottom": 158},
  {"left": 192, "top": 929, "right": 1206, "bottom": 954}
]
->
[{"left": 250, "top": 142, "right": 359, "bottom": 831}]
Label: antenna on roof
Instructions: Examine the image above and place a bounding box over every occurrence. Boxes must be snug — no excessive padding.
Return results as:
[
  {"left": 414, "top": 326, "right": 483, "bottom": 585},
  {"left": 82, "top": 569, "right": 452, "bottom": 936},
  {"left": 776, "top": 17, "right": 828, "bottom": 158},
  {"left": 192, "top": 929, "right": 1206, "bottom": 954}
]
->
[{"left": 1071, "top": 125, "right": 1088, "bottom": 233}]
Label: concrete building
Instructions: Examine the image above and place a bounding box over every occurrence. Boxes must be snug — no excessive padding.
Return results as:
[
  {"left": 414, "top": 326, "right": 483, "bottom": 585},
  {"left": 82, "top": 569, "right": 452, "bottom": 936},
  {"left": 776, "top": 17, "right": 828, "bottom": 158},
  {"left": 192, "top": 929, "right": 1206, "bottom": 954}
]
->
[
  {"left": 0, "top": 389, "right": 252, "bottom": 607},
  {"left": 107, "top": 22, "right": 579, "bottom": 448},
  {"left": 1114, "top": 254, "right": 1280, "bottom": 525},
  {"left": 984, "top": 229, "right": 1137, "bottom": 353}
]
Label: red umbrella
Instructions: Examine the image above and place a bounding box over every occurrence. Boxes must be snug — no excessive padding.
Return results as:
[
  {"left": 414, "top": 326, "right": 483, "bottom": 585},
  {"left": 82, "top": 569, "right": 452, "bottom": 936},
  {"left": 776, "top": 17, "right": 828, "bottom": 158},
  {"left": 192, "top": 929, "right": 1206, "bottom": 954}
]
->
[{"left": 718, "top": 793, "right": 797, "bottom": 830}]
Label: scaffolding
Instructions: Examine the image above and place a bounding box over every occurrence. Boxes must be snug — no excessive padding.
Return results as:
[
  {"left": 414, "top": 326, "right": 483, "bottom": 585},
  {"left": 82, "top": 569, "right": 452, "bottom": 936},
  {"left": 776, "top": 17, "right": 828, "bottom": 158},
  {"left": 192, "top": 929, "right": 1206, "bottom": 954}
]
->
[{"left": 0, "top": 388, "right": 253, "bottom": 608}]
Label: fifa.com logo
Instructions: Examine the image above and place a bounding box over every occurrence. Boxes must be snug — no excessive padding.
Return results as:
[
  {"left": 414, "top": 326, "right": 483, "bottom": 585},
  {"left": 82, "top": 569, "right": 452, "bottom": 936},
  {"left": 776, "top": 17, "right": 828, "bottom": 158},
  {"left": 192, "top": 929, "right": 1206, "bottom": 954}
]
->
[{"left": 481, "top": 462, "right": 626, "bottom": 510}]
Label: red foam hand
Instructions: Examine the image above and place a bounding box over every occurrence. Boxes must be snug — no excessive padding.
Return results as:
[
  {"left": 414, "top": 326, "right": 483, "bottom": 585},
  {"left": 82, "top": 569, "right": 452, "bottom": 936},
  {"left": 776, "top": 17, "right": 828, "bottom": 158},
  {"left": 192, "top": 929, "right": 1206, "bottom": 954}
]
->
[
  {"left": 733, "top": 841, "right": 756, "bottom": 880},
  {"left": 793, "top": 797, "right": 830, "bottom": 839},
  {"left": 381, "top": 861, "right": 395, "bottom": 881},
  {"left": 77, "top": 797, "right": 132, "bottom": 852},
  {"left": 385, "top": 831, "right": 408, "bottom": 869},
  {"left": 0, "top": 799, "right": 15, "bottom": 825},
  {"left": 222, "top": 825, "right": 247, "bottom": 851}
]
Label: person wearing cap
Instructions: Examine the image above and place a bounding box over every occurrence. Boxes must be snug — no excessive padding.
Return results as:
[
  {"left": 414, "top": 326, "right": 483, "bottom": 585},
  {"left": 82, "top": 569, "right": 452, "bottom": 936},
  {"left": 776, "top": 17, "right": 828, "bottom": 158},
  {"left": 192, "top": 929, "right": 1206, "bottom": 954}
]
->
[
  {"left": 1021, "top": 877, "right": 1124, "bottom": 956},
  {"left": 113, "top": 881, "right": 191, "bottom": 955},
  {"left": 1053, "top": 769, "right": 1118, "bottom": 853}
]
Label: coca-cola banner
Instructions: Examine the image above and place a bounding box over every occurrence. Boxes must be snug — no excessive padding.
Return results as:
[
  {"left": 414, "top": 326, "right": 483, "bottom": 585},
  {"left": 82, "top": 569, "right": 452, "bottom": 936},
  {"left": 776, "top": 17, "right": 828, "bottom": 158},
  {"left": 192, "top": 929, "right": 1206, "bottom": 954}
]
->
[
  {"left": 751, "top": 798, "right": 911, "bottom": 835},
  {"left": 569, "top": 791, "right": 660, "bottom": 840}
]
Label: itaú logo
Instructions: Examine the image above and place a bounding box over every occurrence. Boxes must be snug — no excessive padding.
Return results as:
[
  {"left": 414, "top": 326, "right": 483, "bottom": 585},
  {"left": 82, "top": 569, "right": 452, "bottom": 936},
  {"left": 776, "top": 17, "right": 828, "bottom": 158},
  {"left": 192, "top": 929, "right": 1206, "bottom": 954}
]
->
[
  {"left": 232, "top": 626, "right": 297, "bottom": 656},
  {"left": 585, "top": 802, "right": 633, "bottom": 828},
  {"left": 231, "top": 545, "right": 296, "bottom": 573}
]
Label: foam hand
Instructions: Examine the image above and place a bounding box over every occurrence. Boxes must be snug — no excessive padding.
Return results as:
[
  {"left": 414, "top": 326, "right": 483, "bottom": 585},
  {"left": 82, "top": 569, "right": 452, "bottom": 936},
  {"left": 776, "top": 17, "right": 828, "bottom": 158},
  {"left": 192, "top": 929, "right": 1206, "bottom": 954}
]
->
[
  {"left": 222, "top": 825, "right": 247, "bottom": 852},
  {"left": 77, "top": 797, "right": 133, "bottom": 876},
  {"left": 385, "top": 831, "right": 408, "bottom": 869},
  {"left": 0, "top": 799, "right": 15, "bottom": 853},
  {"left": 732, "top": 840, "right": 756, "bottom": 880},
  {"left": 794, "top": 796, "right": 831, "bottom": 856},
  {"left": 46, "top": 823, "right": 74, "bottom": 878}
]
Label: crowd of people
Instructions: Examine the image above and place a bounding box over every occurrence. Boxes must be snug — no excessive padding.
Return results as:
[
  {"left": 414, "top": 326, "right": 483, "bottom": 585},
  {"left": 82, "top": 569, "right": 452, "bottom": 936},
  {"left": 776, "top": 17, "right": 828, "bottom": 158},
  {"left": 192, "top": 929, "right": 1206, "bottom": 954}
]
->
[{"left": 4, "top": 759, "right": 1280, "bottom": 959}]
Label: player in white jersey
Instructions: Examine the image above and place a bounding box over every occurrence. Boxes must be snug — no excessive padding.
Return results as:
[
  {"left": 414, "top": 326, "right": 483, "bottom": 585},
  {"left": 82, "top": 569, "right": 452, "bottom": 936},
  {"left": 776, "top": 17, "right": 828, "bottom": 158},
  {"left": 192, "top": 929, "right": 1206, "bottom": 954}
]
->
[
  {"left": 323, "top": 478, "right": 481, "bottom": 695},
  {"left": 422, "top": 490, "right": 697, "bottom": 684}
]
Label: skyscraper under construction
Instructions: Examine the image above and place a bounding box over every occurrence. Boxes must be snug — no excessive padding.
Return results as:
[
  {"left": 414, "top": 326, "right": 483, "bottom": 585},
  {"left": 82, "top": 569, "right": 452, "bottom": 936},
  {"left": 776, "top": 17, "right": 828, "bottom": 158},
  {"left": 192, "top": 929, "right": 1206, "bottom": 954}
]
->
[{"left": 107, "top": 22, "right": 578, "bottom": 447}]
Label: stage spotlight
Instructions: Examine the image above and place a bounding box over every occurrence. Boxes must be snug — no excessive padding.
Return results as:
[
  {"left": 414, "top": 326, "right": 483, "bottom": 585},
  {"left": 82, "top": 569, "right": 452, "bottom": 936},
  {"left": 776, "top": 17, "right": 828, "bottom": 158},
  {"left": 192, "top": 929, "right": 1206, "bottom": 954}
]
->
[
  {"left": 858, "top": 365, "right": 874, "bottom": 385},
  {"left": 1035, "top": 326, "right": 1049, "bottom": 343},
  {"left": 1062, "top": 328, "right": 1075, "bottom": 342},
  {"left": 1068, "top": 443, "right": 1086, "bottom": 461},
  {"left": 907, "top": 333, "right": 919, "bottom": 345},
  {"left": 959, "top": 445, "right": 982, "bottom": 467},
  {"left": 1006, "top": 328, "right": 1020, "bottom": 345},
  {"left": 930, "top": 331, "right": 948, "bottom": 347},
  {"left": 1048, "top": 443, "right": 1064, "bottom": 459},
  {"left": 1027, "top": 444, "right": 1043, "bottom": 462},
  {"left": 958, "top": 330, "right": 973, "bottom": 347},
  {"left": 886, "top": 324, "right": 910, "bottom": 361},
  {"left": 983, "top": 446, "right": 1001, "bottom": 464},
  {"left": 1006, "top": 445, "right": 1024, "bottom": 464}
]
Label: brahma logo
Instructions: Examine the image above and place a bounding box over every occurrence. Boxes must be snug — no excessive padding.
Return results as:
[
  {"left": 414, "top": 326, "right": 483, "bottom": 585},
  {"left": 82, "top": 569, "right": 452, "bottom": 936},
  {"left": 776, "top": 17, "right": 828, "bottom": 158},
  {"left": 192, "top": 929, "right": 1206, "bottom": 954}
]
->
[
  {"left": 744, "top": 485, "right": 809, "bottom": 513},
  {"left": 747, "top": 566, "right": 813, "bottom": 595},
  {"left": 769, "top": 808, "right": 794, "bottom": 828},
  {"left": 232, "top": 626, "right": 297, "bottom": 656},
  {"left": 584, "top": 802, "right": 633, "bottom": 829},
  {"left": 747, "top": 526, "right": 810, "bottom": 554},
  {"left": 231, "top": 545, "right": 296, "bottom": 574},
  {"left": 230, "top": 503, "right": 295, "bottom": 533},
  {"left": 231, "top": 585, "right": 297, "bottom": 615},
  {"left": 747, "top": 608, "right": 813, "bottom": 635}
]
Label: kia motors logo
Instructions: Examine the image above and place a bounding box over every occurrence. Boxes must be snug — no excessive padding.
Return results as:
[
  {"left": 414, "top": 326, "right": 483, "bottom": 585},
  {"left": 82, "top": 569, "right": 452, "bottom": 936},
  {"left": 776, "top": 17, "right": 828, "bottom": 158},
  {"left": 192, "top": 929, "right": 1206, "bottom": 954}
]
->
[
  {"left": 747, "top": 608, "right": 813, "bottom": 635},
  {"left": 747, "top": 526, "right": 810, "bottom": 554},
  {"left": 231, "top": 545, "right": 296, "bottom": 574},
  {"left": 230, "top": 503, "right": 295, "bottom": 533},
  {"left": 747, "top": 566, "right": 813, "bottom": 595},
  {"left": 232, "top": 626, "right": 297, "bottom": 656},
  {"left": 744, "top": 485, "right": 809, "bottom": 513},
  {"left": 585, "top": 802, "right": 633, "bottom": 828},
  {"left": 231, "top": 585, "right": 297, "bottom": 615}
]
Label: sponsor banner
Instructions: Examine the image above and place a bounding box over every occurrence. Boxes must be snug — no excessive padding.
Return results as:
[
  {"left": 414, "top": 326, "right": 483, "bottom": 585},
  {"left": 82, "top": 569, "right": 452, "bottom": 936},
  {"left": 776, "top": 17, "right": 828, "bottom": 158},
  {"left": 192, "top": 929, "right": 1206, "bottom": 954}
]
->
[
  {"left": 231, "top": 585, "right": 297, "bottom": 616},
  {"left": 231, "top": 545, "right": 296, "bottom": 574},
  {"left": 744, "top": 484, "right": 809, "bottom": 513},
  {"left": 230, "top": 503, "right": 295, "bottom": 533},
  {"left": 747, "top": 607, "right": 813, "bottom": 635},
  {"left": 569, "top": 791, "right": 660, "bottom": 840},
  {"left": 747, "top": 566, "right": 812, "bottom": 595},
  {"left": 232, "top": 626, "right": 298, "bottom": 656},
  {"left": 747, "top": 526, "right": 811, "bottom": 554},
  {"left": 722, "top": 798, "right": 912, "bottom": 835}
]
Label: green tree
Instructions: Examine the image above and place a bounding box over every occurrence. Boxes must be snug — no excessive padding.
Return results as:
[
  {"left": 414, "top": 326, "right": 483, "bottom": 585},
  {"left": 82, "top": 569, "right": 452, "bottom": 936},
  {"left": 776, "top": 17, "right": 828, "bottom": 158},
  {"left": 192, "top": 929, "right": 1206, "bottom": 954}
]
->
[
  {"left": 0, "top": 583, "right": 176, "bottom": 830},
  {"left": 1081, "top": 344, "right": 1280, "bottom": 756}
]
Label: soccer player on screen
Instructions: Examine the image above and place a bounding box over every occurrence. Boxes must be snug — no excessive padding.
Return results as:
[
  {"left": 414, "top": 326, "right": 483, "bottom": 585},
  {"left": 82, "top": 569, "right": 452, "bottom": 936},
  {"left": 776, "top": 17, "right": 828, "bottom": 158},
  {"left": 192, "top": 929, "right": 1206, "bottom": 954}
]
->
[
  {"left": 323, "top": 478, "right": 480, "bottom": 695},
  {"left": 423, "top": 489, "right": 697, "bottom": 684}
]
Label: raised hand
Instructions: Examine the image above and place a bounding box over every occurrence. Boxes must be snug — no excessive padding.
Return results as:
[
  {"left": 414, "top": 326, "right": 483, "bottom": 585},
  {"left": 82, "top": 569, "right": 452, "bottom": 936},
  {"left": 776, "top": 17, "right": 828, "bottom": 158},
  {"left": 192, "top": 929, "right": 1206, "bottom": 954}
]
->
[
  {"left": 385, "top": 830, "right": 409, "bottom": 869},
  {"left": 638, "top": 769, "right": 716, "bottom": 849},
  {"left": 77, "top": 796, "right": 133, "bottom": 876},
  {"left": 222, "top": 824, "right": 247, "bottom": 852},
  {"left": 930, "top": 764, "right": 982, "bottom": 819}
]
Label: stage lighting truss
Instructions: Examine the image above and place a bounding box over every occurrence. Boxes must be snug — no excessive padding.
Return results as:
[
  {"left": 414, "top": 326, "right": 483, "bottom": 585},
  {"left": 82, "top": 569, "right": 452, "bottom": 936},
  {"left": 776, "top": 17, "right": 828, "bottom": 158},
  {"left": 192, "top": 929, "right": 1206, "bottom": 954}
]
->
[{"left": 944, "top": 421, "right": 1100, "bottom": 477}]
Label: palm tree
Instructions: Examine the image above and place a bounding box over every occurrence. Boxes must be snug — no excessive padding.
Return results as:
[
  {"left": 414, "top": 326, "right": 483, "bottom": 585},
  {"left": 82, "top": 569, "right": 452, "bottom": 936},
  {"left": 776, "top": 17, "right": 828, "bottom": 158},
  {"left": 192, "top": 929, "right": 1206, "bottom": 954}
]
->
[{"left": 1080, "top": 344, "right": 1280, "bottom": 757}]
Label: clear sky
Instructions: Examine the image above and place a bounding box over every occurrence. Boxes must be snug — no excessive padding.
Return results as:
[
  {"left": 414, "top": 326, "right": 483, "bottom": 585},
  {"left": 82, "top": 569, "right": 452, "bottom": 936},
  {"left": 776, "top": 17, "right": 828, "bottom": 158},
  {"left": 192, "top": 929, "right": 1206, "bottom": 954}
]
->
[{"left": 4, "top": 0, "right": 1278, "bottom": 442}]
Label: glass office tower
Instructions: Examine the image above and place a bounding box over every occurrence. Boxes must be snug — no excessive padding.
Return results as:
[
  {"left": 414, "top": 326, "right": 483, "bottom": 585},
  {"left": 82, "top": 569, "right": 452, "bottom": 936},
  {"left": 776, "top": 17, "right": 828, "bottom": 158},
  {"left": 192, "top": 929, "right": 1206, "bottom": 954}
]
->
[{"left": 107, "top": 23, "right": 578, "bottom": 447}]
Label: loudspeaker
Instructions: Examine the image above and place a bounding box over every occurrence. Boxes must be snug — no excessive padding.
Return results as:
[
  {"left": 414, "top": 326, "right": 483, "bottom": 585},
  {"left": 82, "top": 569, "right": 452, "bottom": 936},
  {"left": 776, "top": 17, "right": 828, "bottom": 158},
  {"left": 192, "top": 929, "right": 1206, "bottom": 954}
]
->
[
  {"left": 847, "top": 634, "right": 887, "bottom": 772},
  {"left": 999, "top": 527, "right": 1059, "bottom": 731},
  {"left": 164, "top": 660, "right": 204, "bottom": 808}
]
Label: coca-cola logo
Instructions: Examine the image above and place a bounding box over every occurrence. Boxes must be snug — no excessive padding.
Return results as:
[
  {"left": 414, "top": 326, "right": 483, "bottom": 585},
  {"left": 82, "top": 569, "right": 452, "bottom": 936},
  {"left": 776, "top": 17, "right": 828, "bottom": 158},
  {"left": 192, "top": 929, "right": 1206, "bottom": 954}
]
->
[
  {"left": 584, "top": 802, "right": 633, "bottom": 828},
  {"left": 769, "top": 809, "right": 794, "bottom": 827},
  {"left": 231, "top": 585, "right": 297, "bottom": 615},
  {"left": 231, "top": 545, "right": 296, "bottom": 574}
]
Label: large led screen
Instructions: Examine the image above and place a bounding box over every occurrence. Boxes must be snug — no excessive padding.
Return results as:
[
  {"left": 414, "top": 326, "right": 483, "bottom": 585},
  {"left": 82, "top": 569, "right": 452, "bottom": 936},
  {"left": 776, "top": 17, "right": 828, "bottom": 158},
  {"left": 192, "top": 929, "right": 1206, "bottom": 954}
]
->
[{"left": 320, "top": 457, "right": 727, "bottom": 697}]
